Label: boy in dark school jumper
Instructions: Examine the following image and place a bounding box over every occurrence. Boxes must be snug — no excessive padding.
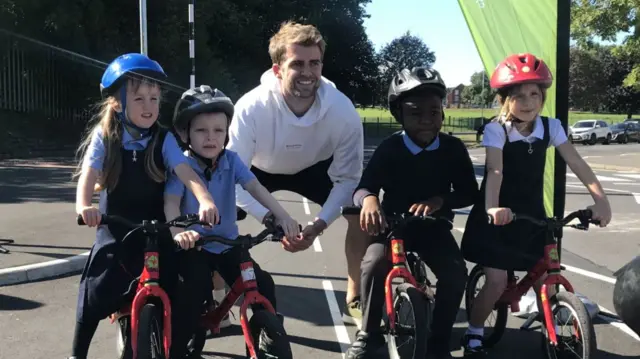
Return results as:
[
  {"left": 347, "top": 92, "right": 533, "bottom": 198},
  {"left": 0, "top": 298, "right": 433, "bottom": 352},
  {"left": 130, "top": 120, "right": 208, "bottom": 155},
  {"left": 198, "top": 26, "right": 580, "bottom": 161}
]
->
[{"left": 345, "top": 67, "right": 479, "bottom": 359}]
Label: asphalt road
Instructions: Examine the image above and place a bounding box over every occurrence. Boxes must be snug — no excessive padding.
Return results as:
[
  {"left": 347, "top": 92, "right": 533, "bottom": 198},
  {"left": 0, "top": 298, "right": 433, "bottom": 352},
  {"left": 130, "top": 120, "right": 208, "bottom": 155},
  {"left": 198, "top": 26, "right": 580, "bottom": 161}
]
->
[
  {"left": 2, "top": 192, "right": 640, "bottom": 358},
  {"left": 1, "top": 143, "right": 639, "bottom": 358}
]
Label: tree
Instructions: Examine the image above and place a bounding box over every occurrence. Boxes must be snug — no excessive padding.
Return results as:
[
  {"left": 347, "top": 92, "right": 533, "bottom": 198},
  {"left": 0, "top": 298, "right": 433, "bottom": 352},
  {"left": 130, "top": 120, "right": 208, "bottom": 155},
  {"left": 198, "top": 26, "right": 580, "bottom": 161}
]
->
[
  {"left": 568, "top": 46, "right": 609, "bottom": 112},
  {"left": 568, "top": 43, "right": 640, "bottom": 116},
  {"left": 376, "top": 31, "right": 436, "bottom": 106},
  {"left": 461, "top": 71, "right": 494, "bottom": 107},
  {"left": 571, "top": 0, "right": 640, "bottom": 90}
]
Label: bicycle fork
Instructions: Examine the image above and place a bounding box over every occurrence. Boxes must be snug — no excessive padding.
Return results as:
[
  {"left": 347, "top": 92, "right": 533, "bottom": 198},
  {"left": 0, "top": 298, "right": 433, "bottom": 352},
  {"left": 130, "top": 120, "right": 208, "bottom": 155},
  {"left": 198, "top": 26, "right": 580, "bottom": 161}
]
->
[
  {"left": 130, "top": 250, "right": 173, "bottom": 359},
  {"left": 237, "top": 260, "right": 276, "bottom": 359},
  {"left": 385, "top": 238, "right": 419, "bottom": 332},
  {"left": 539, "top": 244, "right": 577, "bottom": 346}
]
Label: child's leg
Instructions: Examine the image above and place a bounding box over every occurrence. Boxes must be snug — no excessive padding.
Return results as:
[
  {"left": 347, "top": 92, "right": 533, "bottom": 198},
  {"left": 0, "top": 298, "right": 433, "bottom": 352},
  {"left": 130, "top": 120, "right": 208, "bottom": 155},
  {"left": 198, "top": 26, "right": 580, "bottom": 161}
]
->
[
  {"left": 70, "top": 320, "right": 99, "bottom": 359},
  {"left": 213, "top": 270, "right": 227, "bottom": 302},
  {"left": 345, "top": 237, "right": 388, "bottom": 359},
  {"left": 416, "top": 228, "right": 468, "bottom": 354},
  {"left": 170, "top": 250, "right": 213, "bottom": 358},
  {"left": 465, "top": 267, "right": 508, "bottom": 350},
  {"left": 212, "top": 270, "right": 231, "bottom": 328}
]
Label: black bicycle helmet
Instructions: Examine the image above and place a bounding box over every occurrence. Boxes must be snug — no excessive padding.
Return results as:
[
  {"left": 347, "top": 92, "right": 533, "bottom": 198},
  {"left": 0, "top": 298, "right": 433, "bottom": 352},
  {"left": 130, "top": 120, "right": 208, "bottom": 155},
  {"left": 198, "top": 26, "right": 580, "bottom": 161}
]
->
[
  {"left": 388, "top": 67, "right": 447, "bottom": 123},
  {"left": 173, "top": 85, "right": 234, "bottom": 132}
]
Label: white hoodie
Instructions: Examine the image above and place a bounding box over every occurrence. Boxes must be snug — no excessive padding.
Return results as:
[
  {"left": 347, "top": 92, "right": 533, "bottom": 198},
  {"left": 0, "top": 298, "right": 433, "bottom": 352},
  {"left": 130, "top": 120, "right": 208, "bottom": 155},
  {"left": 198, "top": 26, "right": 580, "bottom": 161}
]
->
[{"left": 227, "top": 69, "right": 364, "bottom": 226}]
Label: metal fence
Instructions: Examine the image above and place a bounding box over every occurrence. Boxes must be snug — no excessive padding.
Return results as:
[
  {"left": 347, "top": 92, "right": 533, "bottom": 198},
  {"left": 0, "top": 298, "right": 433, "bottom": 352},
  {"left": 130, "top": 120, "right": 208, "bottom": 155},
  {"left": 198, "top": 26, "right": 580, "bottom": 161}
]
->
[
  {"left": 361, "top": 116, "right": 484, "bottom": 142},
  {"left": 0, "top": 30, "right": 101, "bottom": 124}
]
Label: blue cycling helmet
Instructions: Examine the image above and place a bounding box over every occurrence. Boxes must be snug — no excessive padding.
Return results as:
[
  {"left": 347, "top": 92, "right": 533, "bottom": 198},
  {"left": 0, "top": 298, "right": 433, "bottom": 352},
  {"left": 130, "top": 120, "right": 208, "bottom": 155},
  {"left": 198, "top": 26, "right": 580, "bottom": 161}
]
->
[{"left": 100, "top": 53, "right": 166, "bottom": 97}]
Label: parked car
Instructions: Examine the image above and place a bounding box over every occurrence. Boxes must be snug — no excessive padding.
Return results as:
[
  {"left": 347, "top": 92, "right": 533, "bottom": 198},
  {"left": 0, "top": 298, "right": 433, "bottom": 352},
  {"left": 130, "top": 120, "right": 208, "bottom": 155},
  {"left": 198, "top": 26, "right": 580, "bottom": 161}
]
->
[
  {"left": 610, "top": 122, "right": 640, "bottom": 143},
  {"left": 569, "top": 120, "right": 612, "bottom": 145}
]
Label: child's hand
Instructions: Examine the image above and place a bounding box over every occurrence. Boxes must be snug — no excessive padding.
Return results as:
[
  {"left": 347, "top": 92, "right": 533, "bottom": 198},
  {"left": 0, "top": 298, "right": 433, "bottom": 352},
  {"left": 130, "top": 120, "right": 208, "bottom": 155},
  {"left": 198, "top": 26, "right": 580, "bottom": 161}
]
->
[
  {"left": 174, "top": 230, "right": 201, "bottom": 250},
  {"left": 79, "top": 206, "right": 101, "bottom": 227},
  {"left": 486, "top": 207, "right": 513, "bottom": 226},
  {"left": 361, "top": 196, "right": 387, "bottom": 235},
  {"left": 276, "top": 216, "right": 301, "bottom": 242},
  {"left": 588, "top": 200, "right": 611, "bottom": 227},
  {"left": 409, "top": 196, "right": 443, "bottom": 216},
  {"left": 199, "top": 200, "right": 220, "bottom": 226}
]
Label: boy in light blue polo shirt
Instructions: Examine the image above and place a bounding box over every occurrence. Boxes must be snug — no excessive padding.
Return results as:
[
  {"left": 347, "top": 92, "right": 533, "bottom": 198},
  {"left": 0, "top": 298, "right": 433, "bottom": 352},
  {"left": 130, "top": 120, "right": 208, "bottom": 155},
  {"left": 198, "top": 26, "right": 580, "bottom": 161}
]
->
[{"left": 164, "top": 85, "right": 301, "bottom": 357}]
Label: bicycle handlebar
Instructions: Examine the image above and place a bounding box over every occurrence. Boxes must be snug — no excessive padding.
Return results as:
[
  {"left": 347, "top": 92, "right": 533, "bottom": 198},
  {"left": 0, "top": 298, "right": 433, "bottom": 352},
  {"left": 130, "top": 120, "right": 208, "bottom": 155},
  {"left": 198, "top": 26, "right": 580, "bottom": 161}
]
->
[
  {"left": 76, "top": 213, "right": 210, "bottom": 229},
  {"left": 487, "top": 208, "right": 600, "bottom": 230},
  {"left": 76, "top": 213, "right": 286, "bottom": 250},
  {"left": 341, "top": 206, "right": 453, "bottom": 230}
]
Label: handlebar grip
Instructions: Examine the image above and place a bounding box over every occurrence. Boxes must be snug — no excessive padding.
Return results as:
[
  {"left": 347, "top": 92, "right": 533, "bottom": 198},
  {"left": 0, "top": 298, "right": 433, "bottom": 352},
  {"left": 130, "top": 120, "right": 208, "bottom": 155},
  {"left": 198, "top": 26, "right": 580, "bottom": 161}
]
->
[
  {"left": 341, "top": 206, "right": 362, "bottom": 216},
  {"left": 77, "top": 214, "right": 108, "bottom": 225}
]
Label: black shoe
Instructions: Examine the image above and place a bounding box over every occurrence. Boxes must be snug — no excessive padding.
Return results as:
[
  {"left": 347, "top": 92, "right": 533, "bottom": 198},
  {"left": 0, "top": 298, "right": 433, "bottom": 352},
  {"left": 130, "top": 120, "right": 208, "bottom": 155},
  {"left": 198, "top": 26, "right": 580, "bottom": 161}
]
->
[
  {"left": 426, "top": 336, "right": 454, "bottom": 358},
  {"left": 461, "top": 334, "right": 487, "bottom": 358},
  {"left": 345, "top": 330, "right": 385, "bottom": 359},
  {"left": 427, "top": 348, "right": 454, "bottom": 359}
]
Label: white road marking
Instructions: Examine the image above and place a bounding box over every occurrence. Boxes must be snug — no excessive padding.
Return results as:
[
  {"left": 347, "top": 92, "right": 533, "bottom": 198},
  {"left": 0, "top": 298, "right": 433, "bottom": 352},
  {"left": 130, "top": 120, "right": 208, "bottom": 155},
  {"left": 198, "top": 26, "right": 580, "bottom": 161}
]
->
[
  {"left": 634, "top": 193, "right": 640, "bottom": 204},
  {"left": 322, "top": 280, "right": 351, "bottom": 358},
  {"left": 567, "top": 173, "right": 630, "bottom": 182},
  {"left": 617, "top": 173, "right": 640, "bottom": 179},
  {"left": 308, "top": 221, "right": 323, "bottom": 252},
  {"left": 302, "top": 197, "right": 311, "bottom": 215},
  {"left": 566, "top": 184, "right": 630, "bottom": 194},
  {"left": 598, "top": 306, "right": 640, "bottom": 341},
  {"left": 562, "top": 264, "right": 616, "bottom": 284}
]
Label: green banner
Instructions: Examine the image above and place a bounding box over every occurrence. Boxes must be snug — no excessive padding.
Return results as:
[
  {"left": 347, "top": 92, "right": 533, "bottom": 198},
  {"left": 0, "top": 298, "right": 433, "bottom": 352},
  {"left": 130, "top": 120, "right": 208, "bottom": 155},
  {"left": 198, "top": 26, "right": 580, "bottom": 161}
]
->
[{"left": 457, "top": 0, "right": 558, "bottom": 216}]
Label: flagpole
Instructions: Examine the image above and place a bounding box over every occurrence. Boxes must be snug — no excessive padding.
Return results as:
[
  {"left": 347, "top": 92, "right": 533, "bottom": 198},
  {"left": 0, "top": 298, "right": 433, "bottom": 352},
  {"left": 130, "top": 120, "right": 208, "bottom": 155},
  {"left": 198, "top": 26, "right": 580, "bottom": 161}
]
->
[{"left": 554, "top": 0, "right": 571, "bottom": 259}]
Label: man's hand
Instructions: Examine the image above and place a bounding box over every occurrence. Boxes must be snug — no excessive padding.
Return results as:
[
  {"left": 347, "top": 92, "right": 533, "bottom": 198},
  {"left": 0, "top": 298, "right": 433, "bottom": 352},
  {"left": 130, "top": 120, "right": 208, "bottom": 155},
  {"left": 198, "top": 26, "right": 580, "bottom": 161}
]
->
[
  {"left": 282, "top": 219, "right": 326, "bottom": 253},
  {"left": 409, "top": 196, "right": 443, "bottom": 216}
]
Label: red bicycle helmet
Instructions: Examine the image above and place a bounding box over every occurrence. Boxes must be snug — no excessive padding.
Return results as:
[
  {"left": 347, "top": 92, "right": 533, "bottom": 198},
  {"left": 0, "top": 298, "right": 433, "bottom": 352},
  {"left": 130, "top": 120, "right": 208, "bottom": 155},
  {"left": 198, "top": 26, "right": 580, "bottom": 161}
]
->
[{"left": 490, "top": 53, "right": 553, "bottom": 90}]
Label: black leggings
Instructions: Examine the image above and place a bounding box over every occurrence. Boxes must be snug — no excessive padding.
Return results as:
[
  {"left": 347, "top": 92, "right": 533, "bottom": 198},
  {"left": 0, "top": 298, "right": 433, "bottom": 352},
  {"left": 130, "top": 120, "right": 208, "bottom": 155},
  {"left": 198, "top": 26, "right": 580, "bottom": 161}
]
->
[{"left": 360, "top": 222, "right": 468, "bottom": 348}]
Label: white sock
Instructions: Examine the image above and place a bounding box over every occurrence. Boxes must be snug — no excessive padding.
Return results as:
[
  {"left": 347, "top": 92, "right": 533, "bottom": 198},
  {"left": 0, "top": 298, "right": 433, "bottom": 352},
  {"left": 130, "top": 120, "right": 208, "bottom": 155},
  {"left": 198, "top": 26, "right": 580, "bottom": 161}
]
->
[
  {"left": 213, "top": 289, "right": 226, "bottom": 303},
  {"left": 465, "top": 325, "right": 484, "bottom": 348}
]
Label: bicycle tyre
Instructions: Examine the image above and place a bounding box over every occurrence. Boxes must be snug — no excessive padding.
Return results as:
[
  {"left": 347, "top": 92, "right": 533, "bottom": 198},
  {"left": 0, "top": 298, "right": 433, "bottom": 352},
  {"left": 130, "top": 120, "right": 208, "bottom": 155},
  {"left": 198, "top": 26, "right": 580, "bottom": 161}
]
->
[
  {"left": 465, "top": 265, "right": 508, "bottom": 348},
  {"left": 386, "top": 283, "right": 430, "bottom": 359},
  {"left": 136, "top": 303, "right": 165, "bottom": 359},
  {"left": 541, "top": 291, "right": 597, "bottom": 359},
  {"left": 246, "top": 310, "right": 293, "bottom": 359},
  {"left": 116, "top": 315, "right": 133, "bottom": 359}
]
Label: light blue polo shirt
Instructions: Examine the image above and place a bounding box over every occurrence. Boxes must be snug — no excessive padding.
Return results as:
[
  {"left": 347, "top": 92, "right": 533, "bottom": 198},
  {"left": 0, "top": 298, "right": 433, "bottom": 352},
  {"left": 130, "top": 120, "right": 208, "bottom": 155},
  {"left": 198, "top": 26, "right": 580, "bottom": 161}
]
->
[
  {"left": 82, "top": 126, "right": 188, "bottom": 217},
  {"left": 401, "top": 131, "right": 440, "bottom": 155},
  {"left": 165, "top": 150, "right": 256, "bottom": 254},
  {"left": 83, "top": 126, "right": 187, "bottom": 171}
]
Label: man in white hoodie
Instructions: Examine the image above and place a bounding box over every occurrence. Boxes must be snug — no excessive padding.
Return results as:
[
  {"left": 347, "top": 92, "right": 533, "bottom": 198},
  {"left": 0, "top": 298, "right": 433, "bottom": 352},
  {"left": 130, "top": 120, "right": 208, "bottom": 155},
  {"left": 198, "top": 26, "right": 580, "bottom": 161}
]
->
[{"left": 227, "top": 21, "right": 367, "bottom": 327}]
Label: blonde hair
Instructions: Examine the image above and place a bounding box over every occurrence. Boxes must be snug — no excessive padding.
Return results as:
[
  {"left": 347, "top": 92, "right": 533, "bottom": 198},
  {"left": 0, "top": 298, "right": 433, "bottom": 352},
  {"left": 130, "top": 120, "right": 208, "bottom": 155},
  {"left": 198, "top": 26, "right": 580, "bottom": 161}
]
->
[
  {"left": 493, "top": 84, "right": 547, "bottom": 125},
  {"left": 268, "top": 21, "right": 326, "bottom": 65},
  {"left": 74, "top": 79, "right": 165, "bottom": 192}
]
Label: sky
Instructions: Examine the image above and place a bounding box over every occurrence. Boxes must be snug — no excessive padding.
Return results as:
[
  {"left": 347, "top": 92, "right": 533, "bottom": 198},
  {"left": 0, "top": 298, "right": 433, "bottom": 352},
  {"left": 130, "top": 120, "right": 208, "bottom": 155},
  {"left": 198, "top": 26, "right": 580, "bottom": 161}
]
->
[
  {"left": 362, "top": 0, "right": 629, "bottom": 87},
  {"left": 363, "top": 0, "right": 483, "bottom": 87}
]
